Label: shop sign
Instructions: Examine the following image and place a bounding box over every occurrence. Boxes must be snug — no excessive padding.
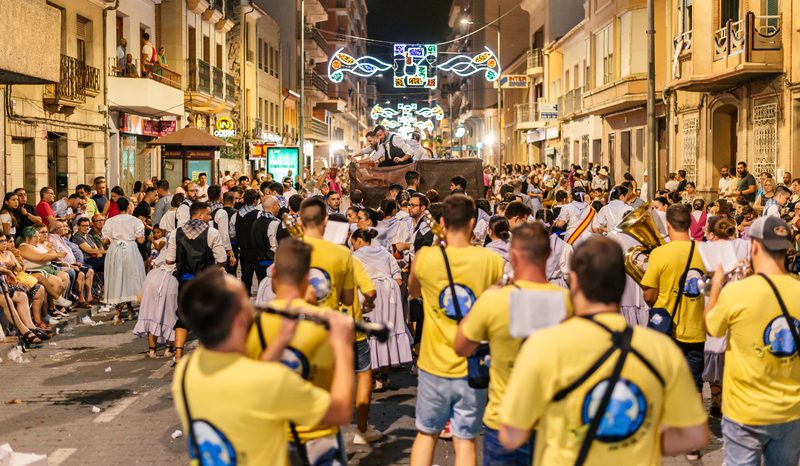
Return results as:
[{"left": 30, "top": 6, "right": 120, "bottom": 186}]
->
[
  {"left": 213, "top": 116, "right": 237, "bottom": 138},
  {"left": 539, "top": 103, "right": 559, "bottom": 120},
  {"left": 121, "top": 114, "right": 177, "bottom": 137},
  {"left": 496, "top": 75, "right": 529, "bottom": 89}
]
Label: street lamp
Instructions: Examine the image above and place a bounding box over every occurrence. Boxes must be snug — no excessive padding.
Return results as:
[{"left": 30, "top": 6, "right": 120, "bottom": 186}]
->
[{"left": 461, "top": 16, "right": 502, "bottom": 168}]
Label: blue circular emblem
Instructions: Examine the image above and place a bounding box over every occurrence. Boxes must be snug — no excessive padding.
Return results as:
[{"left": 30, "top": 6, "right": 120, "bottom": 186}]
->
[
  {"left": 763, "top": 316, "right": 800, "bottom": 358},
  {"left": 188, "top": 420, "right": 236, "bottom": 465},
  {"left": 438, "top": 284, "right": 477, "bottom": 320},
  {"left": 280, "top": 346, "right": 311, "bottom": 380},
  {"left": 581, "top": 378, "right": 647, "bottom": 443},
  {"left": 308, "top": 267, "right": 332, "bottom": 302},
  {"left": 682, "top": 268, "right": 704, "bottom": 299}
]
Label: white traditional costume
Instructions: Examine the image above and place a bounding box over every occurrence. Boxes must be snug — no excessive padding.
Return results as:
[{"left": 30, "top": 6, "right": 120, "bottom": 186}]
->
[{"left": 102, "top": 213, "right": 145, "bottom": 305}]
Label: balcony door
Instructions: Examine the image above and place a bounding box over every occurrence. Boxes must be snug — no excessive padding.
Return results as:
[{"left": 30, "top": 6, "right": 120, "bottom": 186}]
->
[
  {"left": 711, "top": 105, "right": 739, "bottom": 189},
  {"left": 720, "top": 0, "right": 740, "bottom": 26},
  {"left": 47, "top": 132, "right": 68, "bottom": 197}
]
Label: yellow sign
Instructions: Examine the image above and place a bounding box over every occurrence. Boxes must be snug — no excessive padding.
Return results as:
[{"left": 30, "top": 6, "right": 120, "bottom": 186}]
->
[{"left": 213, "top": 116, "right": 236, "bottom": 138}]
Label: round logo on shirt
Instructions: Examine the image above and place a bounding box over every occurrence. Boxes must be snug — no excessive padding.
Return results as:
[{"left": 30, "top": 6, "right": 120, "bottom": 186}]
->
[
  {"left": 762, "top": 316, "right": 800, "bottom": 358},
  {"left": 438, "top": 284, "right": 477, "bottom": 320},
  {"left": 308, "top": 267, "right": 332, "bottom": 302},
  {"left": 188, "top": 420, "right": 236, "bottom": 465},
  {"left": 280, "top": 346, "right": 311, "bottom": 380},
  {"left": 682, "top": 268, "right": 705, "bottom": 299},
  {"left": 581, "top": 378, "right": 647, "bottom": 443}
]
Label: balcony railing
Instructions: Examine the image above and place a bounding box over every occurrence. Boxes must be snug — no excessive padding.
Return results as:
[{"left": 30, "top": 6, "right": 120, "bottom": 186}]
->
[
  {"left": 44, "top": 54, "right": 100, "bottom": 105},
  {"left": 187, "top": 59, "right": 211, "bottom": 94},
  {"left": 304, "top": 117, "right": 329, "bottom": 140},
  {"left": 526, "top": 49, "right": 543, "bottom": 70},
  {"left": 225, "top": 73, "right": 236, "bottom": 103},
  {"left": 516, "top": 103, "right": 537, "bottom": 123},
  {"left": 305, "top": 71, "right": 328, "bottom": 95},
  {"left": 309, "top": 27, "right": 329, "bottom": 50},
  {"left": 561, "top": 87, "right": 583, "bottom": 116},
  {"left": 714, "top": 12, "right": 781, "bottom": 62},
  {"left": 673, "top": 30, "right": 693, "bottom": 55},
  {"left": 107, "top": 57, "right": 182, "bottom": 90},
  {"left": 212, "top": 66, "right": 224, "bottom": 98}
]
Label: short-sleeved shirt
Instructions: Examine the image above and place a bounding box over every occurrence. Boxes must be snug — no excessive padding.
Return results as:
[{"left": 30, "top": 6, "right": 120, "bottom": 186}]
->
[
  {"left": 640, "top": 240, "right": 706, "bottom": 343},
  {"left": 172, "top": 347, "right": 330, "bottom": 466},
  {"left": 738, "top": 172, "right": 757, "bottom": 203},
  {"left": 413, "top": 245, "right": 504, "bottom": 378},
  {"left": 461, "top": 280, "right": 572, "bottom": 429},
  {"left": 84, "top": 197, "right": 99, "bottom": 219},
  {"left": 92, "top": 195, "right": 107, "bottom": 213},
  {"left": 245, "top": 298, "right": 336, "bottom": 441},
  {"left": 35, "top": 201, "right": 55, "bottom": 226},
  {"left": 706, "top": 274, "right": 800, "bottom": 425},
  {"left": 341, "top": 258, "right": 376, "bottom": 342},
  {"left": 132, "top": 201, "right": 152, "bottom": 223},
  {"left": 303, "top": 236, "right": 355, "bottom": 310},
  {"left": 500, "top": 313, "right": 707, "bottom": 466}
]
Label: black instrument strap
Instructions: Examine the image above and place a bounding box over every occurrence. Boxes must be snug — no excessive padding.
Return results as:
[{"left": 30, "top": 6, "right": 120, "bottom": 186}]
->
[
  {"left": 251, "top": 312, "right": 311, "bottom": 466},
  {"left": 179, "top": 354, "right": 203, "bottom": 465},
  {"left": 758, "top": 273, "right": 800, "bottom": 356},
  {"left": 439, "top": 246, "right": 463, "bottom": 321},
  {"left": 574, "top": 325, "right": 633, "bottom": 466},
  {"left": 670, "top": 241, "right": 696, "bottom": 326}
]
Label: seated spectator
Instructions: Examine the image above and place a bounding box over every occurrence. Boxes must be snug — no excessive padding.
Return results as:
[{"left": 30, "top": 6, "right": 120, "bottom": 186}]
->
[
  {"left": 49, "top": 221, "right": 94, "bottom": 306},
  {"left": 17, "top": 226, "right": 72, "bottom": 310}
]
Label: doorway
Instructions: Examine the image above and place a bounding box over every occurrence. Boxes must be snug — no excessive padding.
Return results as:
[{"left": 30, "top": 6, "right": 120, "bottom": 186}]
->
[
  {"left": 711, "top": 105, "right": 739, "bottom": 190},
  {"left": 47, "top": 132, "right": 68, "bottom": 197}
]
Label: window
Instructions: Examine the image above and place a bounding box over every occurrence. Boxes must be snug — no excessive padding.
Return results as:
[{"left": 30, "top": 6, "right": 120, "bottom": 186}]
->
[
  {"left": 721, "top": 0, "right": 740, "bottom": 26},
  {"left": 574, "top": 64, "right": 579, "bottom": 89},
  {"left": 678, "top": 0, "right": 693, "bottom": 33},
  {"left": 257, "top": 38, "right": 263, "bottom": 69},
  {"left": 188, "top": 26, "right": 196, "bottom": 61},
  {"left": 607, "top": 132, "right": 616, "bottom": 168},
  {"left": 274, "top": 48, "right": 280, "bottom": 78},
  {"left": 565, "top": 70, "right": 570, "bottom": 92},
  {"left": 263, "top": 42, "right": 269, "bottom": 73},
  {"left": 76, "top": 16, "right": 91, "bottom": 63},
  {"left": 594, "top": 24, "right": 613, "bottom": 86},
  {"left": 216, "top": 43, "right": 222, "bottom": 69},
  {"left": 202, "top": 35, "right": 210, "bottom": 62}
]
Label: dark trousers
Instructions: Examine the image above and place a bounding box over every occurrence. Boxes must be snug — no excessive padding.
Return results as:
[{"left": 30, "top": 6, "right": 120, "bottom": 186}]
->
[
  {"left": 240, "top": 259, "right": 267, "bottom": 296},
  {"left": 676, "top": 340, "right": 705, "bottom": 392}
]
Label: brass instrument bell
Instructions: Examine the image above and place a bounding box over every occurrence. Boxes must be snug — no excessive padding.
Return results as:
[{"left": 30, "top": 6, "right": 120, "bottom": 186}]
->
[{"left": 614, "top": 202, "right": 666, "bottom": 284}]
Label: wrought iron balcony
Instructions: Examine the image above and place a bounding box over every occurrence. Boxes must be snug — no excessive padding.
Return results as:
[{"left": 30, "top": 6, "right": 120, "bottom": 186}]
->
[
  {"left": 212, "top": 66, "right": 224, "bottom": 99},
  {"left": 44, "top": 54, "right": 100, "bottom": 105},
  {"left": 187, "top": 59, "right": 211, "bottom": 94},
  {"left": 107, "top": 57, "right": 181, "bottom": 90}
]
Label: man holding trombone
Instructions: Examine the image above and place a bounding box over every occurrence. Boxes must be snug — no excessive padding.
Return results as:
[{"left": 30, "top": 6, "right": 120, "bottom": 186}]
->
[{"left": 705, "top": 216, "right": 800, "bottom": 466}]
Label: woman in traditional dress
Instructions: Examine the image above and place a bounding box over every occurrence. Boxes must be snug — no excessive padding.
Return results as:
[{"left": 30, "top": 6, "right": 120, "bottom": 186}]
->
[
  {"left": 101, "top": 197, "right": 145, "bottom": 322},
  {"left": 351, "top": 228, "right": 413, "bottom": 387},
  {"left": 485, "top": 216, "right": 512, "bottom": 277},
  {"left": 133, "top": 227, "right": 178, "bottom": 358},
  {"left": 157, "top": 192, "right": 183, "bottom": 233}
]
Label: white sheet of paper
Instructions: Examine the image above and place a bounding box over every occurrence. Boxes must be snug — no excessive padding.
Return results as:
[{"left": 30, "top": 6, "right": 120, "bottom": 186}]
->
[
  {"left": 509, "top": 289, "right": 567, "bottom": 339},
  {"left": 323, "top": 221, "right": 351, "bottom": 245},
  {"left": 698, "top": 241, "right": 738, "bottom": 273}
]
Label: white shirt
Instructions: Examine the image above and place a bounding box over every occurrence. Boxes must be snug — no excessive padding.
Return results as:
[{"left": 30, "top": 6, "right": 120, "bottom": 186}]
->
[
  {"left": 102, "top": 214, "right": 145, "bottom": 242},
  {"left": 368, "top": 133, "right": 414, "bottom": 162},
  {"left": 546, "top": 234, "right": 572, "bottom": 288},
  {"left": 718, "top": 176, "right": 733, "bottom": 195},
  {"left": 593, "top": 199, "right": 632, "bottom": 233},
  {"left": 196, "top": 184, "right": 208, "bottom": 202},
  {"left": 160, "top": 209, "right": 177, "bottom": 233},
  {"left": 212, "top": 208, "right": 233, "bottom": 252},
  {"left": 557, "top": 201, "right": 594, "bottom": 245},
  {"left": 165, "top": 225, "right": 227, "bottom": 265},
  {"left": 176, "top": 201, "right": 192, "bottom": 228},
  {"left": 764, "top": 203, "right": 782, "bottom": 218},
  {"left": 407, "top": 139, "right": 430, "bottom": 161}
]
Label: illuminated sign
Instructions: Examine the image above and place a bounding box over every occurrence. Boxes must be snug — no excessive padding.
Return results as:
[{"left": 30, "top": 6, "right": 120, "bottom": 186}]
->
[
  {"left": 328, "top": 48, "right": 391, "bottom": 83},
  {"left": 438, "top": 47, "right": 501, "bottom": 81},
  {"left": 213, "top": 116, "right": 236, "bottom": 138},
  {"left": 393, "top": 44, "right": 438, "bottom": 89},
  {"left": 371, "top": 103, "right": 441, "bottom": 139},
  {"left": 267, "top": 147, "right": 300, "bottom": 183}
]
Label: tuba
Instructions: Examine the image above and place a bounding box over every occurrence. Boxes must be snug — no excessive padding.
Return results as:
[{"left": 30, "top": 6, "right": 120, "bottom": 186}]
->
[
  {"left": 614, "top": 202, "right": 666, "bottom": 284},
  {"left": 281, "top": 213, "right": 304, "bottom": 239}
]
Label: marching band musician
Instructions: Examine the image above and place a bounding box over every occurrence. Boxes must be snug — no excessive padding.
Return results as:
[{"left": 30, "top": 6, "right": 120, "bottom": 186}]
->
[
  {"left": 705, "top": 216, "right": 800, "bottom": 465},
  {"left": 552, "top": 187, "right": 595, "bottom": 246},
  {"left": 172, "top": 266, "right": 355, "bottom": 466},
  {"left": 369, "top": 125, "right": 415, "bottom": 167},
  {"left": 498, "top": 237, "right": 709, "bottom": 464}
]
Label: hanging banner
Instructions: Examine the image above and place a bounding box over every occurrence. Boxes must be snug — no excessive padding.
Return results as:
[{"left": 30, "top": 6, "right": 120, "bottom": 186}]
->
[{"left": 496, "top": 75, "right": 529, "bottom": 89}]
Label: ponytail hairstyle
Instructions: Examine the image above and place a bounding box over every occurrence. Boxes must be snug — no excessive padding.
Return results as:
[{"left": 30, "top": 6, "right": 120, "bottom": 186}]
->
[
  {"left": 707, "top": 215, "right": 736, "bottom": 240},
  {"left": 608, "top": 185, "right": 629, "bottom": 202},
  {"left": 488, "top": 215, "right": 511, "bottom": 241},
  {"left": 351, "top": 228, "right": 379, "bottom": 244},
  {"left": 361, "top": 207, "right": 381, "bottom": 226}
]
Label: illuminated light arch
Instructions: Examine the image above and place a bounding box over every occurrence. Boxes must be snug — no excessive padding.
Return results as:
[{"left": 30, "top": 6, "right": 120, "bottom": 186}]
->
[
  {"left": 438, "top": 47, "right": 501, "bottom": 81},
  {"left": 415, "top": 105, "right": 444, "bottom": 121},
  {"left": 328, "top": 48, "right": 392, "bottom": 83},
  {"left": 370, "top": 104, "right": 400, "bottom": 121}
]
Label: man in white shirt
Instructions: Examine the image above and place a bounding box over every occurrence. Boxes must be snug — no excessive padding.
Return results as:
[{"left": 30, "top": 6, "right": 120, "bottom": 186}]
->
[
  {"left": 140, "top": 32, "right": 155, "bottom": 76},
  {"left": 593, "top": 185, "right": 633, "bottom": 234},
  {"left": 764, "top": 186, "right": 791, "bottom": 218},
  {"left": 175, "top": 182, "right": 198, "bottom": 228},
  {"left": 370, "top": 125, "right": 415, "bottom": 166},
  {"left": 196, "top": 173, "right": 209, "bottom": 202},
  {"left": 718, "top": 166, "right": 734, "bottom": 197},
  {"left": 407, "top": 132, "right": 431, "bottom": 161},
  {"left": 282, "top": 177, "right": 297, "bottom": 200}
]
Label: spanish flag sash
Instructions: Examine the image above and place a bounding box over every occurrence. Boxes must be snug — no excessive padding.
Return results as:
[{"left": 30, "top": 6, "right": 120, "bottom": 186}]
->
[{"left": 566, "top": 206, "right": 596, "bottom": 245}]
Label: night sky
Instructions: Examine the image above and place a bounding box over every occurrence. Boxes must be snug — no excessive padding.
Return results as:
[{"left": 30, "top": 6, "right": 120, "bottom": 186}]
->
[{"left": 365, "top": 0, "right": 452, "bottom": 97}]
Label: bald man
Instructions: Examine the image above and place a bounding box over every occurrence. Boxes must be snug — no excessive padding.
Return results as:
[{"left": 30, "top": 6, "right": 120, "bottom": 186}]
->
[
  {"left": 242, "top": 195, "right": 281, "bottom": 295},
  {"left": 176, "top": 182, "right": 198, "bottom": 228}
]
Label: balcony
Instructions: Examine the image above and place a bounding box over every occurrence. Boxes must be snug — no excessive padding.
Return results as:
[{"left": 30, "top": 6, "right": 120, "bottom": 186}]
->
[
  {"left": 558, "top": 87, "right": 583, "bottom": 118},
  {"left": 44, "top": 55, "right": 101, "bottom": 107},
  {"left": 253, "top": 118, "right": 263, "bottom": 139},
  {"left": 107, "top": 57, "right": 184, "bottom": 117},
  {"left": 305, "top": 71, "right": 329, "bottom": 98},
  {"left": 583, "top": 75, "right": 649, "bottom": 116},
  {"left": 514, "top": 102, "right": 559, "bottom": 130},
  {"left": 305, "top": 27, "right": 329, "bottom": 63},
  {"left": 212, "top": 66, "right": 224, "bottom": 99},
  {"left": 186, "top": 59, "right": 233, "bottom": 110},
  {"left": 305, "top": 0, "right": 328, "bottom": 23},
  {"left": 225, "top": 73, "right": 236, "bottom": 103},
  {"left": 670, "top": 12, "right": 783, "bottom": 92},
  {"left": 187, "top": 59, "right": 211, "bottom": 94},
  {"left": 304, "top": 117, "right": 329, "bottom": 141},
  {"left": 525, "top": 49, "right": 543, "bottom": 77}
]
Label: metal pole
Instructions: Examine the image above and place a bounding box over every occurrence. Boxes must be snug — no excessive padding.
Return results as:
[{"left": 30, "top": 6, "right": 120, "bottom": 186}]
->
[
  {"left": 299, "top": 0, "right": 306, "bottom": 174},
  {"left": 646, "top": 0, "right": 657, "bottom": 200},
  {"left": 496, "top": 13, "right": 502, "bottom": 170}
]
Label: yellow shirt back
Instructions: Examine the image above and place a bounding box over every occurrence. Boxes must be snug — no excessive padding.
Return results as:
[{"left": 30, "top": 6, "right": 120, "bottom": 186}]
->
[
  {"left": 500, "top": 313, "right": 706, "bottom": 466},
  {"left": 460, "top": 280, "right": 573, "bottom": 430},
  {"left": 342, "top": 257, "right": 376, "bottom": 342},
  {"left": 245, "top": 298, "right": 336, "bottom": 441},
  {"left": 706, "top": 274, "right": 800, "bottom": 425},
  {"left": 640, "top": 240, "right": 706, "bottom": 342},
  {"left": 414, "top": 245, "right": 504, "bottom": 378},
  {"left": 171, "top": 348, "right": 330, "bottom": 466},
  {"left": 304, "top": 236, "right": 355, "bottom": 310}
]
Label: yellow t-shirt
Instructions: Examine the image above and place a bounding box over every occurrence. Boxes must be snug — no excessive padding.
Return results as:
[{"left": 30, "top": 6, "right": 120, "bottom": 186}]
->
[
  {"left": 640, "top": 240, "right": 706, "bottom": 343},
  {"left": 414, "top": 245, "right": 504, "bottom": 378},
  {"left": 245, "top": 298, "right": 336, "bottom": 441},
  {"left": 706, "top": 274, "right": 800, "bottom": 425},
  {"left": 460, "top": 280, "right": 573, "bottom": 430},
  {"left": 342, "top": 257, "right": 376, "bottom": 342},
  {"left": 501, "top": 313, "right": 706, "bottom": 465},
  {"left": 172, "top": 347, "right": 330, "bottom": 466},
  {"left": 304, "top": 236, "right": 355, "bottom": 310}
]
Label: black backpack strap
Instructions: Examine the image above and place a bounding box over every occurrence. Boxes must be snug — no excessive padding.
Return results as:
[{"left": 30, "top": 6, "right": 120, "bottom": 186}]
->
[
  {"left": 439, "top": 245, "right": 463, "bottom": 321},
  {"left": 671, "top": 241, "right": 696, "bottom": 323},
  {"left": 254, "top": 309, "right": 267, "bottom": 350},
  {"left": 574, "top": 326, "right": 634, "bottom": 466},
  {"left": 758, "top": 273, "right": 800, "bottom": 354},
  {"left": 179, "top": 354, "right": 202, "bottom": 464}
]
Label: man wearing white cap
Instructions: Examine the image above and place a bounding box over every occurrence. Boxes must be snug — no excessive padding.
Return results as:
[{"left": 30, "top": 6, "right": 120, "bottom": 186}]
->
[{"left": 592, "top": 168, "right": 609, "bottom": 191}]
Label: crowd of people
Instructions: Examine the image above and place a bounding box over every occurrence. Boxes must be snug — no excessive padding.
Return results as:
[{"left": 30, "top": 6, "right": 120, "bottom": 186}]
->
[{"left": 2, "top": 128, "right": 799, "bottom": 465}]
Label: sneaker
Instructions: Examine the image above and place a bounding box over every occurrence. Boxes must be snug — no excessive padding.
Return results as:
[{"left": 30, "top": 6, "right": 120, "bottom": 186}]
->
[
  {"left": 439, "top": 421, "right": 453, "bottom": 440},
  {"left": 53, "top": 296, "right": 72, "bottom": 308},
  {"left": 685, "top": 450, "right": 702, "bottom": 461},
  {"left": 353, "top": 425, "right": 382, "bottom": 445},
  {"left": 52, "top": 309, "right": 69, "bottom": 318}
]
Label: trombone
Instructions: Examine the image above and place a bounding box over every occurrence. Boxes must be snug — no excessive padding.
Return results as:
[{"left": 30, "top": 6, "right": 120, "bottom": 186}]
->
[
  {"left": 254, "top": 305, "right": 393, "bottom": 343},
  {"left": 696, "top": 261, "right": 752, "bottom": 295}
]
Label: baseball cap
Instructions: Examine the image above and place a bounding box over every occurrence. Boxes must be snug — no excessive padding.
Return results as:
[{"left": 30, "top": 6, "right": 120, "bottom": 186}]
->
[{"left": 749, "top": 216, "right": 793, "bottom": 251}]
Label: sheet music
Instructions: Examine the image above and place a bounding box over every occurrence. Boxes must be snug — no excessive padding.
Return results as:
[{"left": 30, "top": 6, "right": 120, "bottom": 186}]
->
[
  {"left": 324, "top": 221, "right": 351, "bottom": 245},
  {"left": 698, "top": 241, "right": 738, "bottom": 273},
  {"left": 509, "top": 289, "right": 567, "bottom": 339}
]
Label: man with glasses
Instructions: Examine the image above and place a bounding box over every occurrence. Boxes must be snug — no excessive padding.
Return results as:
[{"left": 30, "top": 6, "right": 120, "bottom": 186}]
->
[
  {"left": 176, "top": 182, "right": 199, "bottom": 228},
  {"left": 72, "top": 217, "right": 106, "bottom": 274},
  {"left": 89, "top": 214, "right": 110, "bottom": 251}
]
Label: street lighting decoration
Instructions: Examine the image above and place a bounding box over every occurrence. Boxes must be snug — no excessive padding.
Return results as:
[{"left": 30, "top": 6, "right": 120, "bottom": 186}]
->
[
  {"left": 371, "top": 103, "right": 439, "bottom": 140},
  {"left": 393, "top": 44, "right": 438, "bottom": 89},
  {"left": 328, "top": 48, "right": 392, "bottom": 83},
  {"left": 415, "top": 105, "right": 445, "bottom": 121},
  {"left": 370, "top": 104, "right": 400, "bottom": 121},
  {"left": 438, "top": 47, "right": 501, "bottom": 81}
]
